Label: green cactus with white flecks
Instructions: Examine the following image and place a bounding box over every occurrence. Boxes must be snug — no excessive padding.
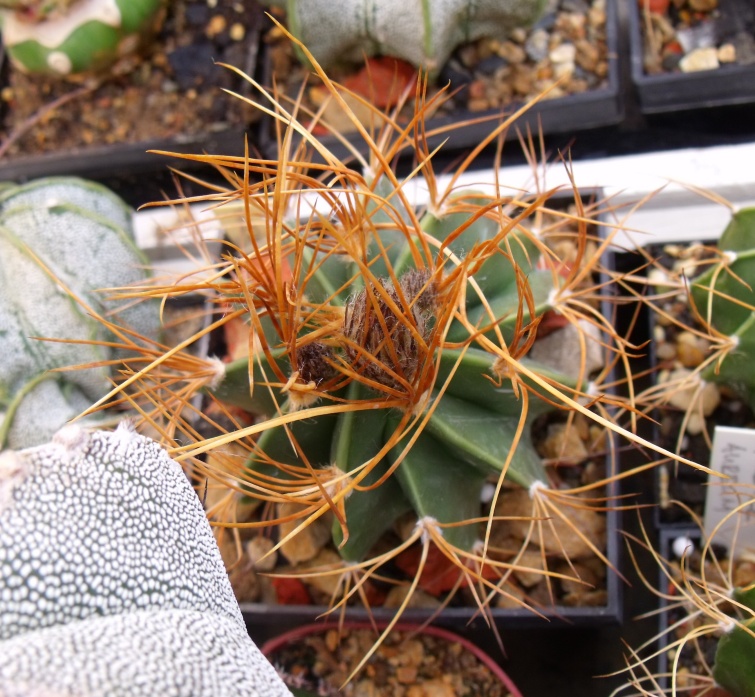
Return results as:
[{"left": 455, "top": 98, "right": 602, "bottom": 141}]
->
[
  {"left": 0, "top": 423, "right": 291, "bottom": 696},
  {"left": 689, "top": 207, "right": 755, "bottom": 412},
  {"left": 0, "top": 176, "right": 159, "bottom": 450},
  {"left": 0, "top": 0, "right": 165, "bottom": 77}
]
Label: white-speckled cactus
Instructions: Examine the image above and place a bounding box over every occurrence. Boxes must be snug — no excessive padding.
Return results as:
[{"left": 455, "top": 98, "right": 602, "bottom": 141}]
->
[
  {"left": 0, "top": 422, "right": 292, "bottom": 696},
  {"left": 265, "top": 0, "right": 546, "bottom": 73},
  {"left": 0, "top": 0, "right": 165, "bottom": 77},
  {"left": 0, "top": 176, "right": 159, "bottom": 450}
]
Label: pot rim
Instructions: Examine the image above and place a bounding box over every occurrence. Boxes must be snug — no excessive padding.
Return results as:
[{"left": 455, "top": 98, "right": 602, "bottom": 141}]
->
[{"left": 260, "top": 620, "right": 524, "bottom": 697}]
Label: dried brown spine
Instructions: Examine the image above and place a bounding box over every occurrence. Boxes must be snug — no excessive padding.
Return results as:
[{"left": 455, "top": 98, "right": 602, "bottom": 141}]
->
[{"left": 341, "top": 269, "right": 437, "bottom": 390}]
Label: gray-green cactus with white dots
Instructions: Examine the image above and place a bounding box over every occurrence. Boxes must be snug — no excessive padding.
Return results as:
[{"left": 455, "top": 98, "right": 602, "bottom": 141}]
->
[
  {"left": 0, "top": 422, "right": 292, "bottom": 696},
  {"left": 0, "top": 176, "right": 160, "bottom": 450},
  {"left": 265, "top": 0, "right": 546, "bottom": 74}
]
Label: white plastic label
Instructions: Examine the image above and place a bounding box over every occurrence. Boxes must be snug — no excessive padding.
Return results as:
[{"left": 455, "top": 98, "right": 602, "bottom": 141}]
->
[{"left": 703, "top": 426, "right": 755, "bottom": 552}]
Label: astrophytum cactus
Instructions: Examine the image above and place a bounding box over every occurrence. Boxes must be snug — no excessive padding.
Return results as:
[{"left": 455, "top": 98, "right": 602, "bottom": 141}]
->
[
  {"left": 78, "top": 28, "right": 707, "bottom": 678},
  {"left": 688, "top": 206, "right": 755, "bottom": 412},
  {"left": 712, "top": 599, "right": 755, "bottom": 697},
  {"left": 0, "top": 422, "right": 292, "bottom": 696},
  {"left": 0, "top": 176, "right": 158, "bottom": 450},
  {"left": 0, "top": 0, "right": 165, "bottom": 76},
  {"left": 264, "top": 0, "right": 546, "bottom": 73},
  {"left": 212, "top": 183, "right": 590, "bottom": 564}
]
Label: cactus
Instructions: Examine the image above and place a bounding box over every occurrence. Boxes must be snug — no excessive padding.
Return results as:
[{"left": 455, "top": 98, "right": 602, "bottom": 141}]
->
[
  {"left": 0, "top": 176, "right": 159, "bottom": 450},
  {"left": 713, "top": 615, "right": 755, "bottom": 697},
  {"left": 0, "top": 422, "right": 291, "bottom": 695},
  {"left": 687, "top": 206, "right": 755, "bottom": 413},
  {"left": 0, "top": 0, "right": 165, "bottom": 77},
  {"left": 264, "top": 0, "right": 546, "bottom": 74},
  {"left": 80, "top": 23, "right": 706, "bottom": 679},
  {"left": 618, "top": 514, "right": 755, "bottom": 697},
  {"left": 214, "top": 186, "right": 588, "bottom": 563}
]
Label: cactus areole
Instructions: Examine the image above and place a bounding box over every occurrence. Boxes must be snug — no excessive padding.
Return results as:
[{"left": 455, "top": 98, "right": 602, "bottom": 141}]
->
[
  {"left": 0, "top": 423, "right": 292, "bottom": 696},
  {"left": 0, "top": 0, "right": 165, "bottom": 76},
  {"left": 690, "top": 206, "right": 755, "bottom": 413},
  {"left": 712, "top": 584, "right": 755, "bottom": 697}
]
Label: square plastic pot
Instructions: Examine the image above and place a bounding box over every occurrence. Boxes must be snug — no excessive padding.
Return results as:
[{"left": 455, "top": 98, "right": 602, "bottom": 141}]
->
[
  {"left": 0, "top": 7, "right": 265, "bottom": 182},
  {"left": 258, "top": 0, "right": 623, "bottom": 161},
  {"left": 628, "top": 2, "right": 755, "bottom": 114},
  {"left": 237, "top": 188, "right": 624, "bottom": 641}
]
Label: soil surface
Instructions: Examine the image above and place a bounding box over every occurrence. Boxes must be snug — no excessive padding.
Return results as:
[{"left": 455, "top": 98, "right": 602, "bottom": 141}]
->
[
  {"left": 267, "top": 626, "right": 514, "bottom": 697},
  {"left": 639, "top": 0, "right": 755, "bottom": 75},
  {"left": 0, "top": 0, "right": 265, "bottom": 161}
]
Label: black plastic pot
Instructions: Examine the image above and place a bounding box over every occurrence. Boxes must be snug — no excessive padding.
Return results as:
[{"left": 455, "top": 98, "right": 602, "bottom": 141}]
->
[
  {"left": 259, "top": 0, "right": 623, "bottom": 161},
  {"left": 629, "top": 1, "right": 755, "bottom": 114},
  {"left": 237, "top": 190, "right": 624, "bottom": 641},
  {"left": 0, "top": 3, "right": 266, "bottom": 182},
  {"left": 652, "top": 526, "right": 709, "bottom": 693}
]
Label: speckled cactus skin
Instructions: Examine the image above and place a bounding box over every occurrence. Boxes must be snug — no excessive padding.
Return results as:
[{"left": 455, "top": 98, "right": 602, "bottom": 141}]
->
[
  {"left": 266, "top": 0, "right": 546, "bottom": 74},
  {"left": 0, "top": 176, "right": 159, "bottom": 450},
  {"left": 0, "top": 0, "right": 165, "bottom": 77},
  {"left": 0, "top": 422, "right": 292, "bottom": 696},
  {"left": 689, "top": 206, "right": 755, "bottom": 412},
  {"left": 215, "top": 186, "right": 579, "bottom": 561}
]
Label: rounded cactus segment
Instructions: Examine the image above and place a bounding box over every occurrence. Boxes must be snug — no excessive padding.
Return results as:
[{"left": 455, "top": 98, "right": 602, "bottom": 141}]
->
[
  {"left": 0, "top": 223, "right": 111, "bottom": 401},
  {"left": 1, "top": 0, "right": 165, "bottom": 77},
  {"left": 270, "top": 0, "right": 546, "bottom": 74},
  {"left": 0, "top": 376, "right": 100, "bottom": 452},
  {"left": 0, "top": 609, "right": 290, "bottom": 697},
  {"left": 0, "top": 176, "right": 160, "bottom": 449},
  {"left": 389, "top": 416, "right": 488, "bottom": 553},
  {"left": 0, "top": 424, "right": 242, "bottom": 638},
  {"left": 0, "top": 423, "right": 291, "bottom": 696},
  {"left": 0, "top": 176, "right": 133, "bottom": 231},
  {"left": 718, "top": 206, "right": 755, "bottom": 252}
]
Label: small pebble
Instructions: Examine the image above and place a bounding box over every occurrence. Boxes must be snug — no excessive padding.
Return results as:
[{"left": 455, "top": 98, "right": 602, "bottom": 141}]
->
[
  {"left": 673, "top": 536, "right": 695, "bottom": 559},
  {"left": 229, "top": 22, "right": 245, "bottom": 41},
  {"left": 205, "top": 14, "right": 227, "bottom": 38},
  {"left": 718, "top": 43, "right": 736, "bottom": 63},
  {"left": 680, "top": 46, "right": 720, "bottom": 72},
  {"left": 549, "top": 42, "right": 577, "bottom": 65},
  {"left": 524, "top": 28, "right": 550, "bottom": 62}
]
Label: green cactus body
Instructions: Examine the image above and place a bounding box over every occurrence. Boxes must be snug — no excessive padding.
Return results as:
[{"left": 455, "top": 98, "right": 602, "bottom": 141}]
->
[
  {"left": 713, "top": 617, "right": 755, "bottom": 697},
  {"left": 0, "top": 423, "right": 291, "bottom": 696},
  {"left": 268, "top": 0, "right": 546, "bottom": 74},
  {"left": 690, "top": 207, "right": 755, "bottom": 412},
  {"left": 704, "top": 570, "right": 755, "bottom": 697},
  {"left": 0, "top": 177, "right": 158, "bottom": 450},
  {"left": 213, "top": 181, "right": 579, "bottom": 563},
  {"left": 0, "top": 0, "right": 164, "bottom": 76}
]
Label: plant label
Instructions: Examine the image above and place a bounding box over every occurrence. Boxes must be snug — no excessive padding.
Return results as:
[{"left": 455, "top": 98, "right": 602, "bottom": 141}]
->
[{"left": 704, "top": 426, "right": 755, "bottom": 551}]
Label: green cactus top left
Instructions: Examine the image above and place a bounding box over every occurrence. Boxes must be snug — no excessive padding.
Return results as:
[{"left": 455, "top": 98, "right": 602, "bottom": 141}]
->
[{"left": 0, "top": 0, "right": 165, "bottom": 77}]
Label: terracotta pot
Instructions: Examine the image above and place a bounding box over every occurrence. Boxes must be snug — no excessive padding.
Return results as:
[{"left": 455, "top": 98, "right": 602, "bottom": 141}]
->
[{"left": 261, "top": 621, "right": 524, "bottom": 697}]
